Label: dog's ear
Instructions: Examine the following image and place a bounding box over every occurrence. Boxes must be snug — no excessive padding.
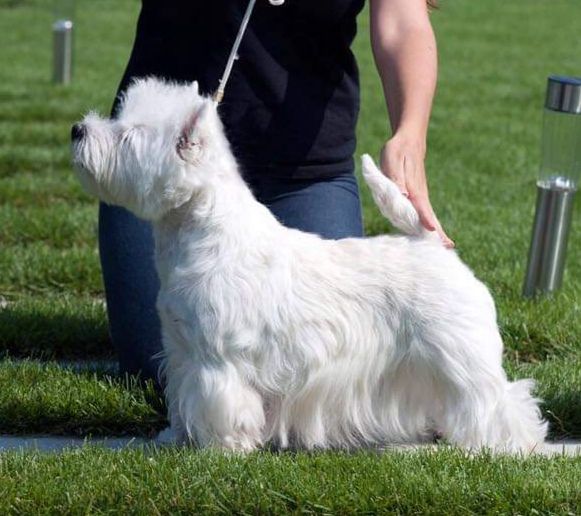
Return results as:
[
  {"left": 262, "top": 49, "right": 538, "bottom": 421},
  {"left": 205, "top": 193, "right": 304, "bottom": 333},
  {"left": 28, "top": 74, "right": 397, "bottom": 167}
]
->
[
  {"left": 191, "top": 81, "right": 199, "bottom": 95},
  {"left": 180, "top": 101, "right": 212, "bottom": 140},
  {"left": 177, "top": 101, "right": 213, "bottom": 162}
]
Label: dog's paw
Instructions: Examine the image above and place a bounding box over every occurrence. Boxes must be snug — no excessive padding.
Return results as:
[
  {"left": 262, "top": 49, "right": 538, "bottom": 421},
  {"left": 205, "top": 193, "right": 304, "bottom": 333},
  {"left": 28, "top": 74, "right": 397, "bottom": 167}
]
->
[{"left": 221, "top": 434, "right": 260, "bottom": 454}]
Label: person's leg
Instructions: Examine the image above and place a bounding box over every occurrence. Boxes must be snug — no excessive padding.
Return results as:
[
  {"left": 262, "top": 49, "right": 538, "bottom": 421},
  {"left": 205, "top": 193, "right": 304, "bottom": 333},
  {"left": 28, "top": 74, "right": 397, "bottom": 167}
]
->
[
  {"left": 98, "top": 203, "right": 163, "bottom": 387},
  {"left": 252, "top": 172, "right": 364, "bottom": 239}
]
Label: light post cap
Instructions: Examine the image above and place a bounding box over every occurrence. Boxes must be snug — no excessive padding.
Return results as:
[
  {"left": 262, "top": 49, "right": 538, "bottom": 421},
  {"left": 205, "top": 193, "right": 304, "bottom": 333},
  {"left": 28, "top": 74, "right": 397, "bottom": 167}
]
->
[
  {"left": 53, "top": 19, "right": 73, "bottom": 30},
  {"left": 545, "top": 76, "right": 581, "bottom": 114}
]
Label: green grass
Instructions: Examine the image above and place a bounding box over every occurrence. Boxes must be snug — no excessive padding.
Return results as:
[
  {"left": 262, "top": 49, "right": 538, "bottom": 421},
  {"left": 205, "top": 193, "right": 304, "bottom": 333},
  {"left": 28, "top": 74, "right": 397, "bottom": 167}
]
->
[
  {"left": 0, "top": 294, "right": 110, "bottom": 360},
  {"left": 0, "top": 447, "right": 579, "bottom": 514},
  {"left": 0, "top": 359, "right": 165, "bottom": 436},
  {"left": 1, "top": 0, "right": 581, "bottom": 511},
  {"left": 0, "top": 0, "right": 137, "bottom": 359},
  {"left": 507, "top": 357, "right": 581, "bottom": 439},
  {"left": 0, "top": 297, "right": 110, "bottom": 356}
]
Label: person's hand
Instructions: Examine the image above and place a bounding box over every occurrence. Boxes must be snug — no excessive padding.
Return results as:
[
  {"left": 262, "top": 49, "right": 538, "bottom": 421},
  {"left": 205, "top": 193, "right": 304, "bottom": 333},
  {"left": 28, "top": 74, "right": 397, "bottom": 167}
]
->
[{"left": 379, "top": 134, "right": 454, "bottom": 248}]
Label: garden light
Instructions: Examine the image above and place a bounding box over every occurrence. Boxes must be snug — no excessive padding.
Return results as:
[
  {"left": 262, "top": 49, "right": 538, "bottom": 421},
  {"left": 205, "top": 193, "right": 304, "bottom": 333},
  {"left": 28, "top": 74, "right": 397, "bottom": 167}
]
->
[
  {"left": 52, "top": 0, "right": 75, "bottom": 84},
  {"left": 523, "top": 76, "right": 581, "bottom": 297}
]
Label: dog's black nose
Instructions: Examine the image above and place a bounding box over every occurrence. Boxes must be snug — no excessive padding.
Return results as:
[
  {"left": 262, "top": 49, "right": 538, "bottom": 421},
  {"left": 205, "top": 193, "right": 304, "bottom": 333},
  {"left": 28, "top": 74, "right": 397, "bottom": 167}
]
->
[{"left": 71, "top": 123, "right": 86, "bottom": 142}]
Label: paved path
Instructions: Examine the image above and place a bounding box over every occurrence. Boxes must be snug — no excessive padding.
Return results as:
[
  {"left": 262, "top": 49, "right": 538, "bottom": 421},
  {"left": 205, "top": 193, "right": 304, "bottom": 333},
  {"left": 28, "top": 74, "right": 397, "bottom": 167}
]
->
[
  {"left": 1, "top": 432, "right": 580, "bottom": 457},
  {"left": 533, "top": 440, "right": 581, "bottom": 457},
  {"left": 378, "top": 440, "right": 581, "bottom": 457},
  {"left": 0, "top": 435, "right": 151, "bottom": 452}
]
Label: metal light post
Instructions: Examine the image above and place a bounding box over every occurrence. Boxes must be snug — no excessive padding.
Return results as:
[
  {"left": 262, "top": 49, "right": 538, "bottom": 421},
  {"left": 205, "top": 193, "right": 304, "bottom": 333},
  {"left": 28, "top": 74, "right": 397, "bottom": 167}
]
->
[
  {"left": 523, "top": 76, "right": 581, "bottom": 297},
  {"left": 52, "top": 0, "right": 75, "bottom": 84}
]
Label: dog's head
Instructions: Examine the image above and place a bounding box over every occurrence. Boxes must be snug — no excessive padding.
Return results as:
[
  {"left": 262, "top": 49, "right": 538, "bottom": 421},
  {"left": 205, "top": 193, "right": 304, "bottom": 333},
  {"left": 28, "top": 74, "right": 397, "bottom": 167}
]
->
[{"left": 71, "top": 78, "right": 230, "bottom": 221}]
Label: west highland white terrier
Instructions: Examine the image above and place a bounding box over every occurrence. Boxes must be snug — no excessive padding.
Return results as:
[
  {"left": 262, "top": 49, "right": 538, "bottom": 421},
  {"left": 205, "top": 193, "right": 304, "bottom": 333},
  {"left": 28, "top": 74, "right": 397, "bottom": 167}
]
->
[{"left": 72, "top": 78, "right": 547, "bottom": 452}]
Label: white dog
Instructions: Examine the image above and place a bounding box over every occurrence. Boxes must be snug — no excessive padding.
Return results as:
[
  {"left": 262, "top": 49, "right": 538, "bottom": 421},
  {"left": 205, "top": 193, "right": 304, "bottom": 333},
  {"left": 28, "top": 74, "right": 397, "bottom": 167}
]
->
[{"left": 72, "top": 78, "right": 547, "bottom": 453}]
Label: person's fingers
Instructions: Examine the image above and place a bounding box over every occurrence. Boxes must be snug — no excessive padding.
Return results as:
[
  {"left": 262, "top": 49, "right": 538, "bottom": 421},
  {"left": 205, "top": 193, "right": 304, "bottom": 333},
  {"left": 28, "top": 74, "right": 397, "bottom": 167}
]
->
[
  {"left": 430, "top": 212, "right": 455, "bottom": 249},
  {"left": 439, "top": 232, "right": 455, "bottom": 249},
  {"left": 379, "top": 140, "right": 455, "bottom": 248},
  {"left": 380, "top": 145, "right": 409, "bottom": 196},
  {"left": 411, "top": 195, "right": 438, "bottom": 232},
  {"left": 402, "top": 156, "right": 454, "bottom": 248},
  {"left": 432, "top": 215, "right": 455, "bottom": 248},
  {"left": 402, "top": 154, "right": 432, "bottom": 226},
  {"left": 410, "top": 192, "right": 455, "bottom": 248}
]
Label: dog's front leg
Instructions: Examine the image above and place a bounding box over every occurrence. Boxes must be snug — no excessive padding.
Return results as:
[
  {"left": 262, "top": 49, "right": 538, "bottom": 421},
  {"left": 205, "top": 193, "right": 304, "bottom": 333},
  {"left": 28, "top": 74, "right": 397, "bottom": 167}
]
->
[{"left": 182, "top": 362, "right": 266, "bottom": 452}]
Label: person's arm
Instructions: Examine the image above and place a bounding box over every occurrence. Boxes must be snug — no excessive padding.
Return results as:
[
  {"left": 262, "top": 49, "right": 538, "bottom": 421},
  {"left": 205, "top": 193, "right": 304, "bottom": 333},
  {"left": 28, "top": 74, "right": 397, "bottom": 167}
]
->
[{"left": 370, "top": 0, "right": 453, "bottom": 247}]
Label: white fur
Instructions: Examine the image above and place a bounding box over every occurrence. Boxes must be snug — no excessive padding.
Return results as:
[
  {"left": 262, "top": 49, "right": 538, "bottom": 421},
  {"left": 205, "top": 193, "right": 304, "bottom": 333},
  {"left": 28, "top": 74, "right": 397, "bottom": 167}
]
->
[{"left": 72, "top": 78, "right": 548, "bottom": 453}]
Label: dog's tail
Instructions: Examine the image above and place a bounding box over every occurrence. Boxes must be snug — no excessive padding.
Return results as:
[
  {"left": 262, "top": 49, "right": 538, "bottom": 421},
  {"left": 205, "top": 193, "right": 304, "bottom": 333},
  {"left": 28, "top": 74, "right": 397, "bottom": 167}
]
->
[
  {"left": 490, "top": 379, "right": 548, "bottom": 452},
  {"left": 361, "top": 154, "right": 430, "bottom": 238}
]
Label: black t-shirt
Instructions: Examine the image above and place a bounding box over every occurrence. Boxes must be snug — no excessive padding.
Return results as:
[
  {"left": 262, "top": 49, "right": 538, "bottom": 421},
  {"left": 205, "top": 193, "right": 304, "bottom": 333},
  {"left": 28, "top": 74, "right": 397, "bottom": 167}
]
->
[{"left": 117, "top": 0, "right": 366, "bottom": 179}]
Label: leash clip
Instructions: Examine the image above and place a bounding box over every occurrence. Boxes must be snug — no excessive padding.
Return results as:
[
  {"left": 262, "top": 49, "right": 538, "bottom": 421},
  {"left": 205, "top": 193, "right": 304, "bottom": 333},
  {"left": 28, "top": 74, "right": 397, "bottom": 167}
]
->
[{"left": 213, "top": 0, "right": 285, "bottom": 105}]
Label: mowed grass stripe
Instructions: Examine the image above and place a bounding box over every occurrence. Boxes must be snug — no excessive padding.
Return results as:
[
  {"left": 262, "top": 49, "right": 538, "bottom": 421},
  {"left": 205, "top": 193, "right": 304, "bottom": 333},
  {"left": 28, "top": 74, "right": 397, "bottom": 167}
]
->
[
  {"left": 0, "top": 294, "right": 111, "bottom": 359},
  {"left": 0, "top": 145, "right": 70, "bottom": 178},
  {"left": 0, "top": 171, "right": 90, "bottom": 206},
  {"left": 0, "top": 120, "right": 68, "bottom": 146},
  {"left": 0, "top": 243, "right": 102, "bottom": 295},
  {"left": 0, "top": 359, "right": 165, "bottom": 436},
  {"left": 0, "top": 202, "right": 97, "bottom": 248},
  {"left": 0, "top": 356, "right": 578, "bottom": 438},
  {"left": 0, "top": 95, "right": 86, "bottom": 125},
  {"left": 0, "top": 447, "right": 579, "bottom": 514}
]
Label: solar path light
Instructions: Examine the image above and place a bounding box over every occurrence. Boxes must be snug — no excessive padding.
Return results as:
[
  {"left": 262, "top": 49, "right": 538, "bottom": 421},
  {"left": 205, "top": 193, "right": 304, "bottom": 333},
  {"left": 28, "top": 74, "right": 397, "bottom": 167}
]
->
[
  {"left": 523, "top": 76, "right": 581, "bottom": 297},
  {"left": 52, "top": 0, "right": 75, "bottom": 84}
]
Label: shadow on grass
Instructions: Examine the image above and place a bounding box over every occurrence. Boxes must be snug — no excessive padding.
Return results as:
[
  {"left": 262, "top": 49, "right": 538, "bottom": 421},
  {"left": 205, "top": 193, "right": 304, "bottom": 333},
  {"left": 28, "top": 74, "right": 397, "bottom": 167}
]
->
[
  {"left": 0, "top": 358, "right": 167, "bottom": 437},
  {"left": 0, "top": 298, "right": 169, "bottom": 436},
  {"left": 542, "top": 391, "right": 581, "bottom": 440},
  {"left": 509, "top": 356, "right": 581, "bottom": 440},
  {"left": 0, "top": 302, "right": 114, "bottom": 360}
]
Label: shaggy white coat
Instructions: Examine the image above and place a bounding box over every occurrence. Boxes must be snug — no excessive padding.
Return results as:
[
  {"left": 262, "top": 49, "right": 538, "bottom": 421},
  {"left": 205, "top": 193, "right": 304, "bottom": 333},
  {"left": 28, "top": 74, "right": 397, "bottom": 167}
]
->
[{"left": 72, "top": 78, "right": 548, "bottom": 452}]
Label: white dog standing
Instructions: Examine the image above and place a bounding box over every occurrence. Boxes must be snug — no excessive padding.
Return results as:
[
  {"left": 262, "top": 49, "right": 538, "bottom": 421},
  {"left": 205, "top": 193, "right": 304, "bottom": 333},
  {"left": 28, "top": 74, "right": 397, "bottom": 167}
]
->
[{"left": 72, "top": 78, "right": 547, "bottom": 452}]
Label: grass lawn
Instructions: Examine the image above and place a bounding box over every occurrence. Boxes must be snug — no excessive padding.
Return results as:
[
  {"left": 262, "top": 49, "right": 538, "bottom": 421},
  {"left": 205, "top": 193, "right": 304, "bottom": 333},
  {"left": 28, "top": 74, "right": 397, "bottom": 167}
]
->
[
  {"left": 0, "top": 448, "right": 580, "bottom": 514},
  {"left": 1, "top": 0, "right": 580, "bottom": 512}
]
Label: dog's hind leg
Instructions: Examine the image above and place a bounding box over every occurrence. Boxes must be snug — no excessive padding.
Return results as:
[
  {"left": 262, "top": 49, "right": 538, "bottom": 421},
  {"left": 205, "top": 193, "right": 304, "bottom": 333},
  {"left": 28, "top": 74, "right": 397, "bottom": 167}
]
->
[
  {"left": 178, "top": 361, "right": 265, "bottom": 452},
  {"left": 435, "top": 370, "right": 547, "bottom": 452},
  {"left": 421, "top": 324, "right": 547, "bottom": 452}
]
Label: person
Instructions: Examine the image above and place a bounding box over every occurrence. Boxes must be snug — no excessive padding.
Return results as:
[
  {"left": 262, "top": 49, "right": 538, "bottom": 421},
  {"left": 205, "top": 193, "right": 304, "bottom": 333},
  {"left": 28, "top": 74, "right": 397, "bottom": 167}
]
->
[{"left": 98, "top": 0, "right": 454, "bottom": 387}]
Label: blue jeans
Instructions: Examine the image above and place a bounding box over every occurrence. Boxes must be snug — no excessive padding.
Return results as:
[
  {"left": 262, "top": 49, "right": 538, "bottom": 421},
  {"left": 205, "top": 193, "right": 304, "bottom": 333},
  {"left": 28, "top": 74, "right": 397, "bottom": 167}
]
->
[{"left": 98, "top": 173, "right": 363, "bottom": 387}]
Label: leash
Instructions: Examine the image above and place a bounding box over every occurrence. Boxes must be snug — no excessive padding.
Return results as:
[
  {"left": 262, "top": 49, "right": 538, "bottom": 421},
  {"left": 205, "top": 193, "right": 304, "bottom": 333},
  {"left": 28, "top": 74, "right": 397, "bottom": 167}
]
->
[{"left": 213, "top": 0, "right": 285, "bottom": 104}]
